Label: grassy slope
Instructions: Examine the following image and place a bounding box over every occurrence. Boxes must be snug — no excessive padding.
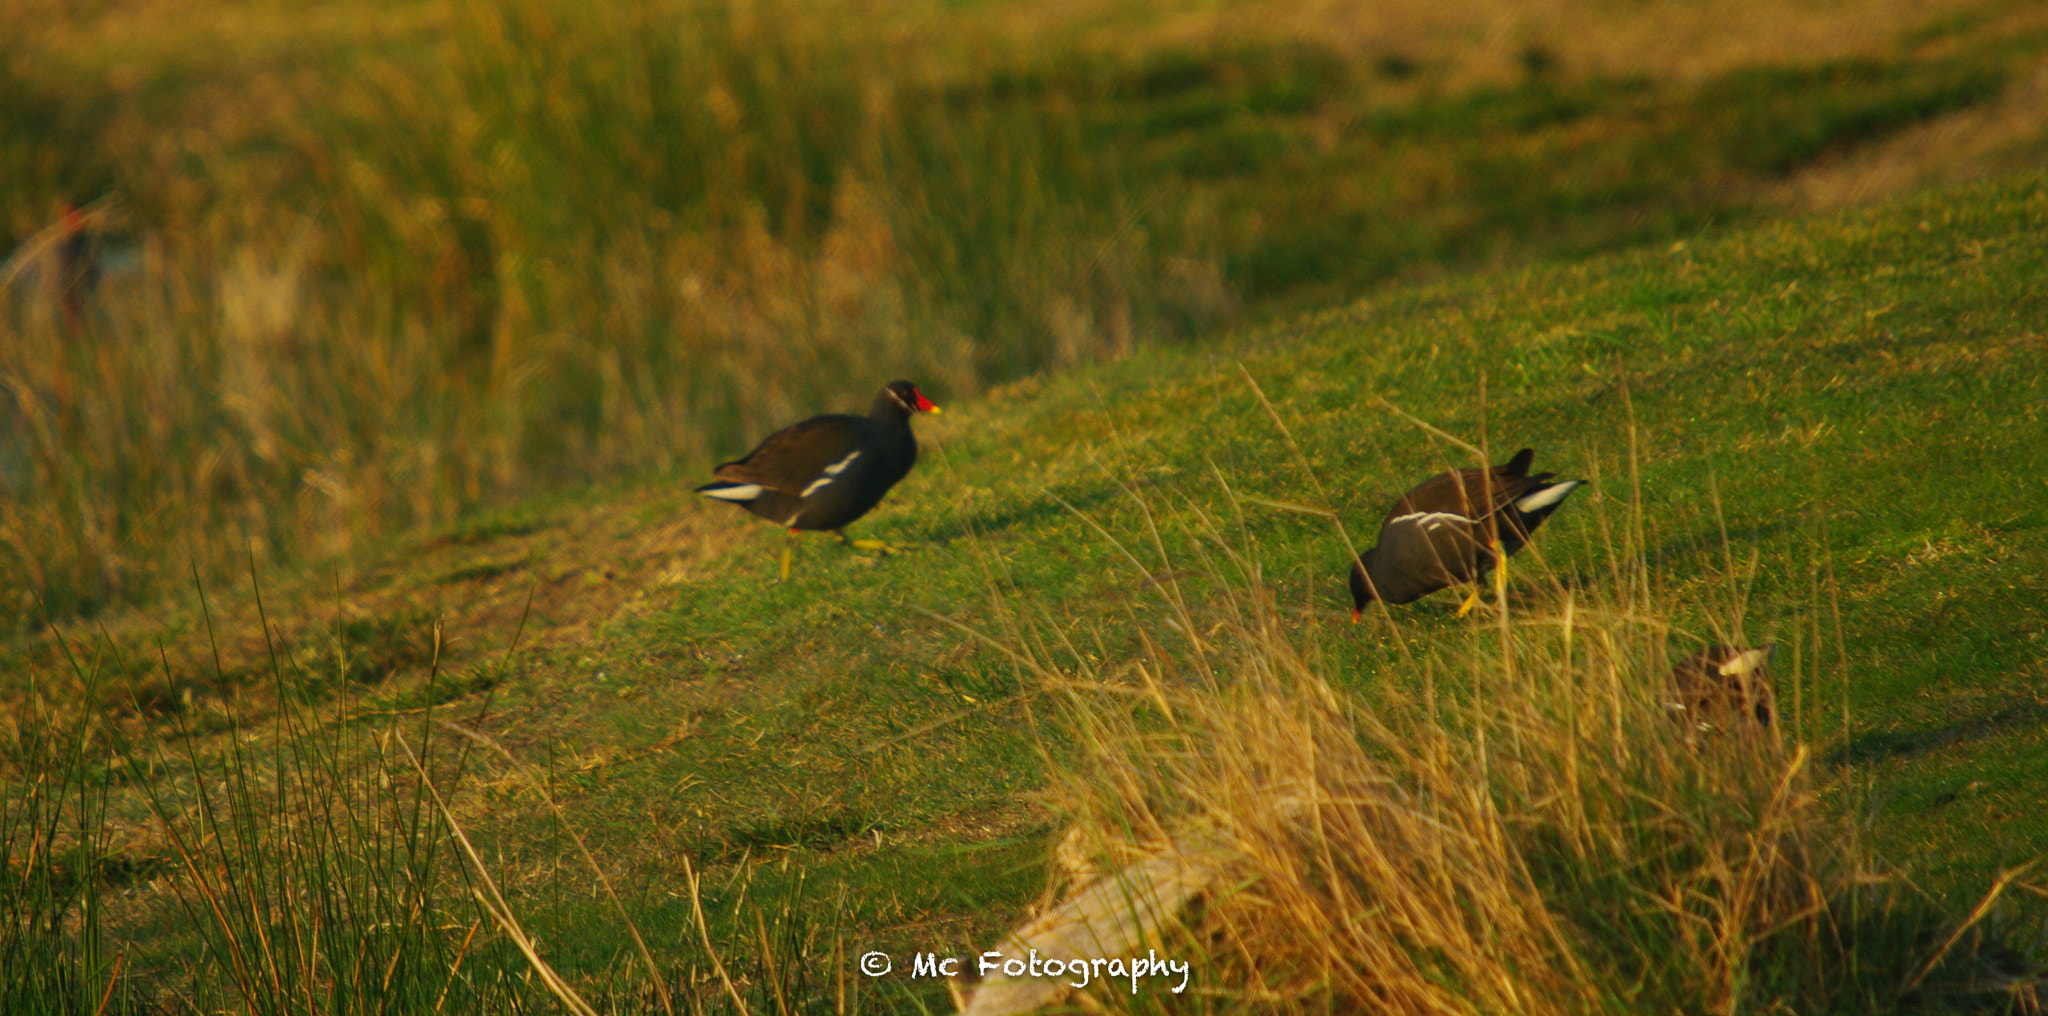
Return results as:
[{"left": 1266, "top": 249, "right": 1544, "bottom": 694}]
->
[
  {"left": 521, "top": 168, "right": 2048, "bottom": 970},
  {"left": 20, "top": 172, "right": 2048, "bottom": 999},
  {"left": 11, "top": 0, "right": 2048, "bottom": 626}
]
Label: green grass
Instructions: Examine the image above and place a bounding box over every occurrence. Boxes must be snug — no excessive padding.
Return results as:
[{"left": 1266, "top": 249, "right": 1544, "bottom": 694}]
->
[
  {"left": 5, "top": 170, "right": 2043, "bottom": 1010},
  {"left": 5, "top": 0, "right": 2048, "bottom": 623},
  {"left": 628, "top": 167, "right": 2048, "bottom": 921},
  {"left": 582, "top": 168, "right": 2048, "bottom": 1001}
]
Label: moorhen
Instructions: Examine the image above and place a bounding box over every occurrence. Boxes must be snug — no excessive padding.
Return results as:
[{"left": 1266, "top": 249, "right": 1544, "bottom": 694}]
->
[
  {"left": 697, "top": 380, "right": 939, "bottom": 577},
  {"left": 1666, "top": 644, "right": 1776, "bottom": 737},
  {"left": 1348, "top": 448, "right": 1583, "bottom": 618}
]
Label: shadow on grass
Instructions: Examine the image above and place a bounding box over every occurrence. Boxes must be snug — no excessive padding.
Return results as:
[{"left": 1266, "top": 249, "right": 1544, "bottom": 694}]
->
[
  {"left": 931, "top": 481, "right": 1119, "bottom": 540},
  {"left": 704, "top": 810, "right": 876, "bottom": 864},
  {"left": 1547, "top": 516, "right": 1814, "bottom": 591},
  {"left": 1826, "top": 698, "right": 2048, "bottom": 768}
]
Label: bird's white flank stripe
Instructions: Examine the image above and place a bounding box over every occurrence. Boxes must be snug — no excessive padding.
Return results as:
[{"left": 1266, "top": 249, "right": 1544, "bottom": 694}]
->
[
  {"left": 799, "top": 450, "right": 863, "bottom": 497},
  {"left": 1513, "top": 480, "right": 1583, "bottom": 514},
  {"left": 702, "top": 484, "right": 763, "bottom": 502},
  {"left": 1389, "top": 510, "right": 1471, "bottom": 532}
]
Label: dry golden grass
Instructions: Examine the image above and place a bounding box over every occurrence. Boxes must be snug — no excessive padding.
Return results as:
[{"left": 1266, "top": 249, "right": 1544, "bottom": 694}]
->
[
  {"left": 1035, "top": 616, "right": 1813, "bottom": 1012},
  {"left": 15, "top": 0, "right": 2022, "bottom": 191},
  {"left": 1777, "top": 56, "right": 2048, "bottom": 213}
]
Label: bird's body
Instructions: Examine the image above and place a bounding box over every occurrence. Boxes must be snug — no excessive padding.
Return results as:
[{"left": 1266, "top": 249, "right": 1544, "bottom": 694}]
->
[
  {"left": 702, "top": 412, "right": 916, "bottom": 532},
  {"left": 1349, "top": 448, "right": 1583, "bottom": 615},
  {"left": 1667, "top": 644, "right": 1777, "bottom": 735},
  {"left": 695, "top": 381, "right": 938, "bottom": 574}
]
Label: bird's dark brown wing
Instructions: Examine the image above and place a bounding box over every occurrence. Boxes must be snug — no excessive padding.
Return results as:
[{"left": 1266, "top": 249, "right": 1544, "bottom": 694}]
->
[
  {"left": 1382, "top": 455, "right": 1554, "bottom": 527},
  {"left": 1382, "top": 467, "right": 1496, "bottom": 524},
  {"left": 711, "top": 416, "right": 866, "bottom": 497}
]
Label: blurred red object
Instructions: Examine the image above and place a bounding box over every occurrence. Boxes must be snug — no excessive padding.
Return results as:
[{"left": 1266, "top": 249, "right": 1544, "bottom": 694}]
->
[{"left": 2, "top": 197, "right": 138, "bottom": 335}]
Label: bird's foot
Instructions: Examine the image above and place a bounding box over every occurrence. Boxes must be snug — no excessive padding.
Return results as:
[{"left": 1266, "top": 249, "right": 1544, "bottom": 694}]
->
[{"left": 1454, "top": 588, "right": 1484, "bottom": 618}]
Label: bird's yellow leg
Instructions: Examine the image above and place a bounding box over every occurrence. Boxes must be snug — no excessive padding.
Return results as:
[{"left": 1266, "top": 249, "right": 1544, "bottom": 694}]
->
[
  {"left": 781, "top": 530, "right": 796, "bottom": 581},
  {"left": 1455, "top": 588, "right": 1484, "bottom": 617},
  {"left": 1456, "top": 538, "right": 1509, "bottom": 618}
]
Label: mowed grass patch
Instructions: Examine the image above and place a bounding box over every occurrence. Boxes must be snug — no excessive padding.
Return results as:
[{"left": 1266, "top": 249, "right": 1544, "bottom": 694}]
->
[{"left": 3, "top": 173, "right": 2044, "bottom": 1007}]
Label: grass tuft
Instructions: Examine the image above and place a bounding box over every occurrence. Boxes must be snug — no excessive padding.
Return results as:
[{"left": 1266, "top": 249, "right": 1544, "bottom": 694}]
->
[{"left": 1003, "top": 457, "right": 2041, "bottom": 1014}]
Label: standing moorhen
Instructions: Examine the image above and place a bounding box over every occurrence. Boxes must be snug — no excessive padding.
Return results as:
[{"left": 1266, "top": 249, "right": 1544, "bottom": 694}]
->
[
  {"left": 1348, "top": 448, "right": 1583, "bottom": 618},
  {"left": 1666, "top": 644, "right": 1776, "bottom": 739},
  {"left": 696, "top": 380, "right": 940, "bottom": 577}
]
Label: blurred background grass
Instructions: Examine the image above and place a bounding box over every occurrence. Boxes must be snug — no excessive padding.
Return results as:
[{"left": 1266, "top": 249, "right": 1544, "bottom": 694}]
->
[{"left": 4, "top": 0, "right": 2048, "bottom": 627}]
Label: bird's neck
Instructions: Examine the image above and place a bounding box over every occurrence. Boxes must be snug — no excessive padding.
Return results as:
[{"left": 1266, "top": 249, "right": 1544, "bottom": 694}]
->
[{"left": 868, "top": 393, "right": 913, "bottom": 428}]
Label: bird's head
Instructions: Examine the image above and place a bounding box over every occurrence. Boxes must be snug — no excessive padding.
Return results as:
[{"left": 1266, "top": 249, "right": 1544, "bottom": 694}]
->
[
  {"left": 883, "top": 380, "right": 941, "bottom": 415},
  {"left": 1347, "top": 557, "right": 1378, "bottom": 621}
]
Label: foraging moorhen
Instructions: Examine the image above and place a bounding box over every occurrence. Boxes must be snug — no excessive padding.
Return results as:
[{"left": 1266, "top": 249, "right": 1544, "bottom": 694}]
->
[
  {"left": 1348, "top": 448, "right": 1583, "bottom": 617},
  {"left": 1667, "top": 644, "right": 1776, "bottom": 736},
  {"left": 697, "top": 381, "right": 939, "bottom": 576}
]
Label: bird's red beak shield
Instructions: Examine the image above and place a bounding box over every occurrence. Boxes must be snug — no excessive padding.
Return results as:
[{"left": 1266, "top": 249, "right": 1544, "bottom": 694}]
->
[{"left": 914, "top": 389, "right": 941, "bottom": 414}]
